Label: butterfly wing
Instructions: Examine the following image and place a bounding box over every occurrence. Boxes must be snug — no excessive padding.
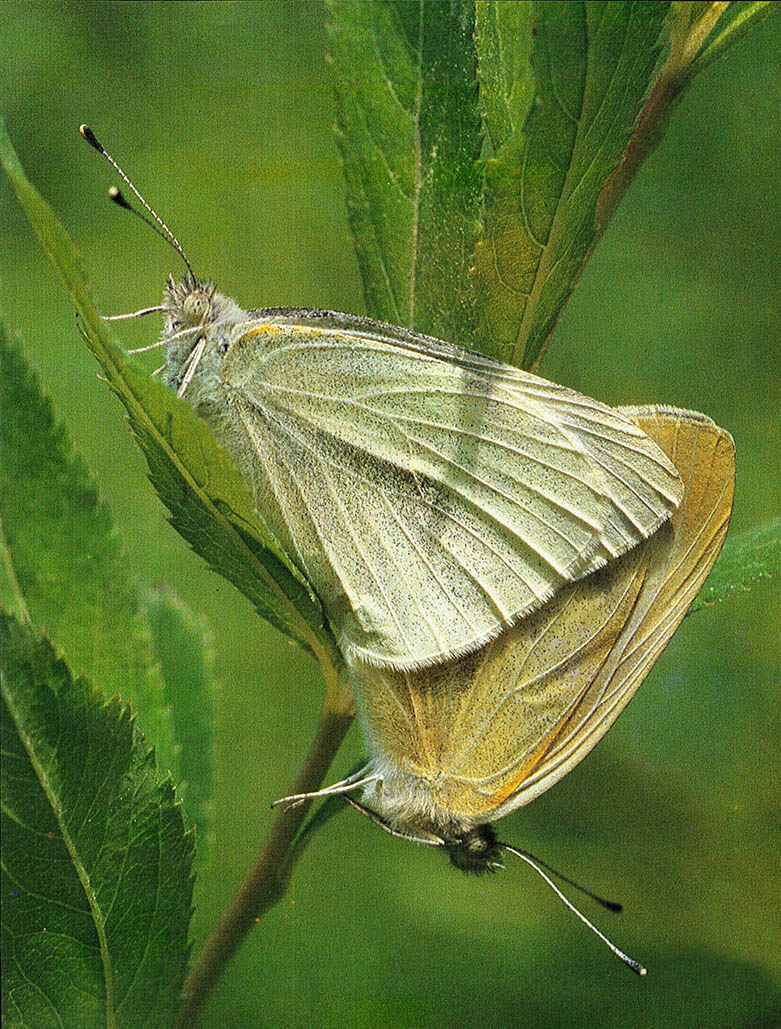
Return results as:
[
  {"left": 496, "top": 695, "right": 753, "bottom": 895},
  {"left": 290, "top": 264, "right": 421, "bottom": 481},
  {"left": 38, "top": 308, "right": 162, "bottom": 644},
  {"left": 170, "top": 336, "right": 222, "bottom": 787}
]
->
[
  {"left": 495, "top": 407, "right": 736, "bottom": 812},
  {"left": 350, "top": 408, "right": 734, "bottom": 833},
  {"left": 352, "top": 541, "right": 652, "bottom": 829},
  {"left": 219, "top": 313, "right": 682, "bottom": 669}
]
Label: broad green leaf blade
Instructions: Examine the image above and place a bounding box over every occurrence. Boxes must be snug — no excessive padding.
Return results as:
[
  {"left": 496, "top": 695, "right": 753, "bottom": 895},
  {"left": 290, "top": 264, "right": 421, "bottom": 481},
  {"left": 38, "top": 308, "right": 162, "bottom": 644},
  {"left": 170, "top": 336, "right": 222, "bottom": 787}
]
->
[
  {"left": 0, "top": 612, "right": 194, "bottom": 1029},
  {"left": 690, "top": 517, "right": 781, "bottom": 613},
  {"left": 474, "top": 2, "right": 671, "bottom": 368},
  {"left": 474, "top": 0, "right": 535, "bottom": 157},
  {"left": 0, "top": 328, "right": 177, "bottom": 778},
  {"left": 326, "top": 0, "right": 483, "bottom": 346},
  {"left": 146, "top": 588, "right": 214, "bottom": 863},
  {"left": 0, "top": 122, "right": 338, "bottom": 667}
]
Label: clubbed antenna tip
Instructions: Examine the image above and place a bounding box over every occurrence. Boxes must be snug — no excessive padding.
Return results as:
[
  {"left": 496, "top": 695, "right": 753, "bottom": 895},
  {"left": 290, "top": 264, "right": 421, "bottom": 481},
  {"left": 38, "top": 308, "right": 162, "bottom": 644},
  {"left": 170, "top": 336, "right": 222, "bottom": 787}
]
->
[
  {"left": 79, "top": 123, "right": 103, "bottom": 152},
  {"left": 78, "top": 123, "right": 195, "bottom": 277}
]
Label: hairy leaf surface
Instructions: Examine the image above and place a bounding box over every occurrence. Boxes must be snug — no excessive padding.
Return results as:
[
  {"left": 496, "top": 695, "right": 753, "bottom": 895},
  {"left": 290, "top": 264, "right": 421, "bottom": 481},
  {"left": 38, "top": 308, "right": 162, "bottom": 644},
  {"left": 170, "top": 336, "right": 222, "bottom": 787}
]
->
[{"left": 1, "top": 613, "right": 194, "bottom": 1028}]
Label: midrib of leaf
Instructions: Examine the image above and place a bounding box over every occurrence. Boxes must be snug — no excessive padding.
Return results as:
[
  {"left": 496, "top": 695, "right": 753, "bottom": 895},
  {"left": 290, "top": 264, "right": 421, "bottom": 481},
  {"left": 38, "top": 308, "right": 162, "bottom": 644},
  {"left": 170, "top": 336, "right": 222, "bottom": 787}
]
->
[
  {"left": 0, "top": 519, "right": 29, "bottom": 625},
  {"left": 1, "top": 682, "right": 117, "bottom": 1028},
  {"left": 409, "top": 0, "right": 424, "bottom": 330}
]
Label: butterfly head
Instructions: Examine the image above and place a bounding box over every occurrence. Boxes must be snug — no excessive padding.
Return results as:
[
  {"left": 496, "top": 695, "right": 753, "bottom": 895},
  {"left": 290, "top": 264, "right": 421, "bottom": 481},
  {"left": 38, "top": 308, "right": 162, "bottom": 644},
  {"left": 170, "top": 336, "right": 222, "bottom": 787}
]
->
[
  {"left": 164, "top": 273, "right": 246, "bottom": 333},
  {"left": 164, "top": 272, "right": 217, "bottom": 331},
  {"left": 77, "top": 126, "right": 249, "bottom": 396},
  {"left": 444, "top": 823, "right": 503, "bottom": 873},
  {"left": 160, "top": 274, "right": 247, "bottom": 398}
]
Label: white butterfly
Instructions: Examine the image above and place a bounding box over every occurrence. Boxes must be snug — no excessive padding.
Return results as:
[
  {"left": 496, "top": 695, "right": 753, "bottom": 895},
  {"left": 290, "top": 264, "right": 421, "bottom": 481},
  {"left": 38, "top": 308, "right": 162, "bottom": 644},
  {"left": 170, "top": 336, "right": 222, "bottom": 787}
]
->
[
  {"left": 80, "top": 124, "right": 682, "bottom": 671},
  {"left": 161, "top": 273, "right": 682, "bottom": 670},
  {"left": 276, "top": 409, "right": 734, "bottom": 974}
]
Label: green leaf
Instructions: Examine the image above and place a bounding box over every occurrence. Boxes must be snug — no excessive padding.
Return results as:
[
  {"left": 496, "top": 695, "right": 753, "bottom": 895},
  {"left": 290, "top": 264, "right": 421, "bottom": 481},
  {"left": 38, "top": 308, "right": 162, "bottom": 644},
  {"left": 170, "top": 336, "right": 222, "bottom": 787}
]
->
[
  {"left": 690, "top": 518, "right": 781, "bottom": 614},
  {"left": 0, "top": 120, "right": 339, "bottom": 668},
  {"left": 473, "top": 2, "right": 671, "bottom": 368},
  {"left": 326, "top": 0, "right": 483, "bottom": 346},
  {"left": 146, "top": 588, "right": 214, "bottom": 864},
  {"left": 474, "top": 0, "right": 535, "bottom": 157},
  {"left": 0, "top": 327, "right": 177, "bottom": 779},
  {"left": 0, "top": 612, "right": 194, "bottom": 1028}
]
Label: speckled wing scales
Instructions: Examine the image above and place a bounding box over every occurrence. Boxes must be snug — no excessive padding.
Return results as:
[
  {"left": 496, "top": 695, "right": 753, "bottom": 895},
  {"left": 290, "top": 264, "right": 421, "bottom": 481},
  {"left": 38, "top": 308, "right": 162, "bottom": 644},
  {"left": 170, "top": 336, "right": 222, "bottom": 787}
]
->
[
  {"left": 351, "top": 543, "right": 651, "bottom": 825},
  {"left": 222, "top": 316, "right": 683, "bottom": 669}
]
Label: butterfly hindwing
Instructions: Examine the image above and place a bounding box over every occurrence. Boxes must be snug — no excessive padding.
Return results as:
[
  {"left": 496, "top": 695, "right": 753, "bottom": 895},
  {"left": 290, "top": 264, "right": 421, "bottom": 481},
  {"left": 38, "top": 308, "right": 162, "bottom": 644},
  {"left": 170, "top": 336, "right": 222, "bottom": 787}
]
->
[{"left": 504, "top": 407, "right": 735, "bottom": 810}]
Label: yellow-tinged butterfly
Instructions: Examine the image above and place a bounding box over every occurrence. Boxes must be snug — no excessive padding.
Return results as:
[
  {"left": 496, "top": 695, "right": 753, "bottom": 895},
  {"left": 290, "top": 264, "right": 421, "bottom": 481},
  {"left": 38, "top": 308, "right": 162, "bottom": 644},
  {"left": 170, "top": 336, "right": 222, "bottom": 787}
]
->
[
  {"left": 281, "top": 408, "right": 734, "bottom": 973},
  {"left": 347, "top": 408, "right": 734, "bottom": 853},
  {"left": 82, "top": 128, "right": 735, "bottom": 974},
  {"left": 82, "top": 126, "right": 683, "bottom": 671}
]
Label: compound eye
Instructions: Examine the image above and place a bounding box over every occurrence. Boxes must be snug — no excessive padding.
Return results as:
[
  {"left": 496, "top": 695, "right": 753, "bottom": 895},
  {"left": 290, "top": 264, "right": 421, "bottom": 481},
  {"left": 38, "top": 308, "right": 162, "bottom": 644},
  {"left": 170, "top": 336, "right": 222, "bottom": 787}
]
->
[{"left": 182, "top": 290, "right": 210, "bottom": 324}]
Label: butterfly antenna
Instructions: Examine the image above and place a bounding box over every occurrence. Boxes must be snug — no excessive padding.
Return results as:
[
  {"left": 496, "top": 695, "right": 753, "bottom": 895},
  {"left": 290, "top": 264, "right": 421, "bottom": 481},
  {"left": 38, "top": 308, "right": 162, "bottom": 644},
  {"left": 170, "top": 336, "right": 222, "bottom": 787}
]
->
[
  {"left": 501, "top": 844, "right": 647, "bottom": 976},
  {"left": 504, "top": 846, "right": 623, "bottom": 913},
  {"left": 107, "top": 185, "right": 189, "bottom": 269},
  {"left": 79, "top": 124, "right": 195, "bottom": 278}
]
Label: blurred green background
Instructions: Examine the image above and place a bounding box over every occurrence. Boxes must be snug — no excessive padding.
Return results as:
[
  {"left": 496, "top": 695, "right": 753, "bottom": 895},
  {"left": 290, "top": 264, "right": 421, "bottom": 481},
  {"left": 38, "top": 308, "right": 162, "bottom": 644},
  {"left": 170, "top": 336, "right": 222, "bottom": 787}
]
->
[{"left": 1, "top": 3, "right": 778, "bottom": 1026}]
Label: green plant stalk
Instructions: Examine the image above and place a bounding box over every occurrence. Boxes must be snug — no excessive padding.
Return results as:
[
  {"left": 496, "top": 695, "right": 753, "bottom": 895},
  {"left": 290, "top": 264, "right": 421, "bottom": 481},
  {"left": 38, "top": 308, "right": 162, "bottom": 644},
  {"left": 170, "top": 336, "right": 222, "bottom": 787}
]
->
[
  {"left": 175, "top": 663, "right": 355, "bottom": 1028},
  {"left": 682, "top": 1, "right": 774, "bottom": 84},
  {"left": 594, "top": 1, "right": 732, "bottom": 233}
]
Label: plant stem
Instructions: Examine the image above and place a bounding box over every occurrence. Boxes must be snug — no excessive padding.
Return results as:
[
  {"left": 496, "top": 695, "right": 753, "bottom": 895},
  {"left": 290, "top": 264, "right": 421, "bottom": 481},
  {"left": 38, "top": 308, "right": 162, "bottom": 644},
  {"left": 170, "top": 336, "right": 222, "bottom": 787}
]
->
[
  {"left": 175, "top": 670, "right": 354, "bottom": 1027},
  {"left": 593, "top": 0, "right": 763, "bottom": 234}
]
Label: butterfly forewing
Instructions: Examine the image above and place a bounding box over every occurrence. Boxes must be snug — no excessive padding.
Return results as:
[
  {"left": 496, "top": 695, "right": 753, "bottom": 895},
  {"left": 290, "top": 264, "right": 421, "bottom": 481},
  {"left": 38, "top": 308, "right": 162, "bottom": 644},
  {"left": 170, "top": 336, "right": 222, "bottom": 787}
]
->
[{"left": 219, "top": 314, "right": 683, "bottom": 669}]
